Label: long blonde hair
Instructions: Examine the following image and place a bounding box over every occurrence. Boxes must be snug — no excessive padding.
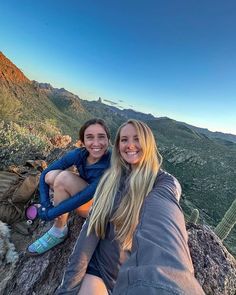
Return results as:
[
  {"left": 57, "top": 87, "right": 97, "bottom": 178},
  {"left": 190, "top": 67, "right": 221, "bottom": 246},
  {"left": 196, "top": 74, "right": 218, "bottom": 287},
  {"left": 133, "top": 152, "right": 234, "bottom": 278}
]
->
[{"left": 87, "top": 119, "right": 162, "bottom": 249}]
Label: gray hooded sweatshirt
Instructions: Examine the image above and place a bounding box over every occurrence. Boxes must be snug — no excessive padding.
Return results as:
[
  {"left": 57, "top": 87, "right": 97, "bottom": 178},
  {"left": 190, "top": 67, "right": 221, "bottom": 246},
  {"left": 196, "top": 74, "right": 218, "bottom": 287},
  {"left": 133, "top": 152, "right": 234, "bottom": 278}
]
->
[{"left": 113, "top": 171, "right": 205, "bottom": 295}]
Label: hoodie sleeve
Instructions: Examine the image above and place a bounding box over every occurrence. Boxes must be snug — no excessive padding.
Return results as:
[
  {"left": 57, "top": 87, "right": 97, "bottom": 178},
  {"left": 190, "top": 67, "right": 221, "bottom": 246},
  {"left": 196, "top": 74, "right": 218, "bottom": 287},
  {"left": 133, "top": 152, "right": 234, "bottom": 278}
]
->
[
  {"left": 40, "top": 177, "right": 100, "bottom": 221},
  {"left": 113, "top": 171, "right": 205, "bottom": 295},
  {"left": 39, "top": 149, "right": 82, "bottom": 208}
]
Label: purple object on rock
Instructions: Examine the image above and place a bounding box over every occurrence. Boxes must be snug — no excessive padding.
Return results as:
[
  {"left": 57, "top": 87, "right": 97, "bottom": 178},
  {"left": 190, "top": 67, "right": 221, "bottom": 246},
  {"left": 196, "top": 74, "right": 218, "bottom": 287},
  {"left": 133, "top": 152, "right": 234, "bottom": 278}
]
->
[{"left": 26, "top": 204, "right": 38, "bottom": 220}]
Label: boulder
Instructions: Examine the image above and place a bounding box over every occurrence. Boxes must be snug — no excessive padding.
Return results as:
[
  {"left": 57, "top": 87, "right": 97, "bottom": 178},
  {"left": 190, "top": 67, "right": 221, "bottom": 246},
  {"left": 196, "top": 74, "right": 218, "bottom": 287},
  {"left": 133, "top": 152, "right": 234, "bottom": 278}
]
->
[
  {"left": 187, "top": 223, "right": 236, "bottom": 295},
  {"left": 0, "top": 221, "right": 19, "bottom": 293},
  {"left": 1, "top": 216, "right": 84, "bottom": 295}
]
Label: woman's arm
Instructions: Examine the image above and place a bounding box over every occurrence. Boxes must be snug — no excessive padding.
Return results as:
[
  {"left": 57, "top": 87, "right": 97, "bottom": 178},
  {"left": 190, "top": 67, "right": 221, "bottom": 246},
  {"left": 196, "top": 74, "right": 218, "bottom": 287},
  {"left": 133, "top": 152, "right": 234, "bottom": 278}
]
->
[
  {"left": 39, "top": 149, "right": 82, "bottom": 208},
  {"left": 113, "top": 170, "right": 205, "bottom": 295},
  {"left": 39, "top": 178, "right": 100, "bottom": 221}
]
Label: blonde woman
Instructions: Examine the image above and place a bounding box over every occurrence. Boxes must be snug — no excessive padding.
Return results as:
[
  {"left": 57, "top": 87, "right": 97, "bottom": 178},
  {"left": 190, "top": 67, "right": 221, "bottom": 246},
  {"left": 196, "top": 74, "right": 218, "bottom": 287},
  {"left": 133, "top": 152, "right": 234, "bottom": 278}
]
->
[{"left": 57, "top": 120, "right": 204, "bottom": 295}]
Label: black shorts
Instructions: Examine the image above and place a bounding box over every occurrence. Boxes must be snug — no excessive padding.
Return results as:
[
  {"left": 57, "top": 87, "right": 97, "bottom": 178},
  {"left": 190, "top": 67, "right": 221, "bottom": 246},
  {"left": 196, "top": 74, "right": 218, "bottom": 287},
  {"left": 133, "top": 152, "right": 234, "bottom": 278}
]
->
[
  {"left": 86, "top": 264, "right": 102, "bottom": 279},
  {"left": 86, "top": 258, "right": 112, "bottom": 294}
]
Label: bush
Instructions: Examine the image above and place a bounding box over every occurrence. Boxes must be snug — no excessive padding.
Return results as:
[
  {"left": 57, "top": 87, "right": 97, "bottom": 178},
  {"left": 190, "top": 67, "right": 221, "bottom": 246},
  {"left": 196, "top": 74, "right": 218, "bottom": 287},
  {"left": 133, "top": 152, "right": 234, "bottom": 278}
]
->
[{"left": 0, "top": 121, "right": 52, "bottom": 169}]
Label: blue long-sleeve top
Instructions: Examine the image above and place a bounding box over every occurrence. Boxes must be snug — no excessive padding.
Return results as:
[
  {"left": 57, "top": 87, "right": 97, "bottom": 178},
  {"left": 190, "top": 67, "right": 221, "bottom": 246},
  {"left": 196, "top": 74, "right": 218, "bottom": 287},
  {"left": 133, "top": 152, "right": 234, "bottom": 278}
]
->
[{"left": 38, "top": 148, "right": 111, "bottom": 221}]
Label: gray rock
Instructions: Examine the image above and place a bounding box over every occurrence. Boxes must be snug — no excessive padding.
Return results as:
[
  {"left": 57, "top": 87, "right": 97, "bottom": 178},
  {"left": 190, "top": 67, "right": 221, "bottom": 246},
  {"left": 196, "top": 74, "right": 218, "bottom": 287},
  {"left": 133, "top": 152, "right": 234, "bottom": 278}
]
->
[
  {"left": 1, "top": 216, "right": 84, "bottom": 295},
  {"left": 187, "top": 223, "right": 236, "bottom": 295},
  {"left": 1, "top": 221, "right": 236, "bottom": 295}
]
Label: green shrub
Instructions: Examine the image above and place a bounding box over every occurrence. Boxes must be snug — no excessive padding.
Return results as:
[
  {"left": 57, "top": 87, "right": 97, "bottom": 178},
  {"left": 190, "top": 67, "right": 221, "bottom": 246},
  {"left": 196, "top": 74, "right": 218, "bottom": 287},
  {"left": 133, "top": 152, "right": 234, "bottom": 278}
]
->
[{"left": 0, "top": 121, "right": 52, "bottom": 169}]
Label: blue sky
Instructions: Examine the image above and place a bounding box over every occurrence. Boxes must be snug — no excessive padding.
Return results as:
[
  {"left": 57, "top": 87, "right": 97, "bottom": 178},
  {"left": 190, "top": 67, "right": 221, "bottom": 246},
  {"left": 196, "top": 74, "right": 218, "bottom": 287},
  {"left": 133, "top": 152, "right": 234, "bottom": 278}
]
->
[{"left": 1, "top": 0, "right": 236, "bottom": 135}]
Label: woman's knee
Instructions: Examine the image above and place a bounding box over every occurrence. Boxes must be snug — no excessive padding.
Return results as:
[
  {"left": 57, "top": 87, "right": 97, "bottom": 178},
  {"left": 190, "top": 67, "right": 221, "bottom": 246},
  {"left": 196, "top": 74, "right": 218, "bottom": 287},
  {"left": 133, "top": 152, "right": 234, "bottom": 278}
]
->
[
  {"left": 53, "top": 171, "right": 72, "bottom": 189},
  {"left": 55, "top": 171, "right": 88, "bottom": 193},
  {"left": 45, "top": 170, "right": 62, "bottom": 187}
]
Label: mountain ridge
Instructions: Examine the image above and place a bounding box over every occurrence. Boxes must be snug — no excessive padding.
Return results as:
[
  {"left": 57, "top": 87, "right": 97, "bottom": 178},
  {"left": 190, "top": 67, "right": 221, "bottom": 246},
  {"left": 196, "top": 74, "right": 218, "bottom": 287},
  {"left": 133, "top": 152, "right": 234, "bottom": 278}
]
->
[
  {"left": 1, "top": 50, "right": 235, "bottom": 142},
  {"left": 96, "top": 96, "right": 236, "bottom": 142},
  {"left": 0, "top": 51, "right": 29, "bottom": 85}
]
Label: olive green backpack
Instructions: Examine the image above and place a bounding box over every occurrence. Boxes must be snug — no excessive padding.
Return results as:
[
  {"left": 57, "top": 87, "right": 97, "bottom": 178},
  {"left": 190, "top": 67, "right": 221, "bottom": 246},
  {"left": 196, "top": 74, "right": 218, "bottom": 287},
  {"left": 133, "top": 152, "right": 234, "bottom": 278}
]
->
[{"left": 0, "top": 161, "right": 46, "bottom": 224}]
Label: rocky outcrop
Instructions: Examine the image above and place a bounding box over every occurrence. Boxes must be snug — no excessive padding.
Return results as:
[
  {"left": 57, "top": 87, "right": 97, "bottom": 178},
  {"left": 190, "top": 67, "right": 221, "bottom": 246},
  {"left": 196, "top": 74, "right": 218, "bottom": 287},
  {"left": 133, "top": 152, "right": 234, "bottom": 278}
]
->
[
  {"left": 1, "top": 216, "right": 84, "bottom": 295},
  {"left": 0, "top": 52, "right": 30, "bottom": 85},
  {"left": 0, "top": 221, "right": 235, "bottom": 295},
  {"left": 49, "top": 135, "right": 72, "bottom": 148},
  {"left": 160, "top": 145, "right": 206, "bottom": 166},
  {"left": 0, "top": 221, "right": 19, "bottom": 293},
  {"left": 187, "top": 223, "right": 236, "bottom": 295}
]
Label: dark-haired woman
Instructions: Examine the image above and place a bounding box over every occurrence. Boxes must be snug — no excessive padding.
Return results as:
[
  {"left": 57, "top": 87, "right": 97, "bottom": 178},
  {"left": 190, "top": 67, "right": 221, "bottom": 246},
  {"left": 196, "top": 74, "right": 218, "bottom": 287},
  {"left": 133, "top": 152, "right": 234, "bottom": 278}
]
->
[{"left": 27, "top": 118, "right": 111, "bottom": 255}]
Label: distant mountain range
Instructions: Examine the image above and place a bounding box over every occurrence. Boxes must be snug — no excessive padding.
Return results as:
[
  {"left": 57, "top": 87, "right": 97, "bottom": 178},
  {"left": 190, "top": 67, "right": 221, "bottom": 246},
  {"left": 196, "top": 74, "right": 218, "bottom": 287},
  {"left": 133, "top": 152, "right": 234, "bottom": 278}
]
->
[
  {"left": 48, "top": 85, "right": 236, "bottom": 143},
  {"left": 180, "top": 122, "right": 236, "bottom": 144},
  {"left": 103, "top": 104, "right": 236, "bottom": 143},
  {"left": 0, "top": 51, "right": 236, "bottom": 255}
]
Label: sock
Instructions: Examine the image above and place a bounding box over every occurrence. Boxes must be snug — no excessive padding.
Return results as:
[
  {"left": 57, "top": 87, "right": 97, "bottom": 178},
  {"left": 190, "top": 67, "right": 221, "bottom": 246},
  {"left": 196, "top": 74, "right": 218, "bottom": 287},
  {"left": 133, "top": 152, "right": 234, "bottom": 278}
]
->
[{"left": 48, "top": 224, "right": 68, "bottom": 238}]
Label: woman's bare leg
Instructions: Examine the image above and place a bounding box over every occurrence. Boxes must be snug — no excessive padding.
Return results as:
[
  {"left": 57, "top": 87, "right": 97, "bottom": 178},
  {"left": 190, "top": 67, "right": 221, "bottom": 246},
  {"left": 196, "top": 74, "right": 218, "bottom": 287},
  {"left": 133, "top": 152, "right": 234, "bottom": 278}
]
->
[
  {"left": 28, "top": 170, "right": 91, "bottom": 253},
  {"left": 76, "top": 198, "right": 93, "bottom": 218},
  {"left": 45, "top": 170, "right": 62, "bottom": 189},
  {"left": 79, "top": 274, "right": 108, "bottom": 295},
  {"left": 45, "top": 170, "right": 89, "bottom": 228}
]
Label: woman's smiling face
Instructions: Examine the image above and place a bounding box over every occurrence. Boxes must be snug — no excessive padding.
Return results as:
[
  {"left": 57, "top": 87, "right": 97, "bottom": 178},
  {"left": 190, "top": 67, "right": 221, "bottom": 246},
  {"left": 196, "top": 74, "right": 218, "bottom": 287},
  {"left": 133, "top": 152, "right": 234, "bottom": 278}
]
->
[
  {"left": 84, "top": 123, "right": 109, "bottom": 164},
  {"left": 119, "top": 123, "right": 143, "bottom": 168}
]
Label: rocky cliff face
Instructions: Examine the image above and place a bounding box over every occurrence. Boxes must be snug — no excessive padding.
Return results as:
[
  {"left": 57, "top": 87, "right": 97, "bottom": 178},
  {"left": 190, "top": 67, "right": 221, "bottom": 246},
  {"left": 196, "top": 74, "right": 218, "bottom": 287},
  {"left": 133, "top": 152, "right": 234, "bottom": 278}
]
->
[{"left": 0, "top": 52, "right": 30, "bottom": 86}]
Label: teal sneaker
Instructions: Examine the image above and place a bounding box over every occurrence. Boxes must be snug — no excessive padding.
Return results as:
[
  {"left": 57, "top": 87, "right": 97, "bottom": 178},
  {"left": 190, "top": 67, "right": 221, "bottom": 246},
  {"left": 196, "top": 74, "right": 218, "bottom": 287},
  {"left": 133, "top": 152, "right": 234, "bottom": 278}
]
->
[{"left": 27, "top": 230, "right": 67, "bottom": 255}]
